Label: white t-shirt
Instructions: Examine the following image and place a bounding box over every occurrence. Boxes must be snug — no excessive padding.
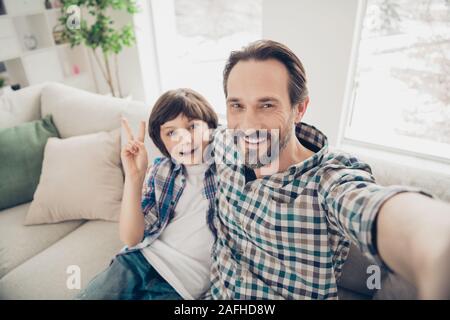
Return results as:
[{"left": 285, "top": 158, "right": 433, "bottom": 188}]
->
[{"left": 141, "top": 163, "right": 214, "bottom": 299}]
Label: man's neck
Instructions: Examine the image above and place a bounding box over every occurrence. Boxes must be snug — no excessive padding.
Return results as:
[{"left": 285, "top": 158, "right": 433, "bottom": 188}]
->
[{"left": 254, "top": 136, "right": 314, "bottom": 178}]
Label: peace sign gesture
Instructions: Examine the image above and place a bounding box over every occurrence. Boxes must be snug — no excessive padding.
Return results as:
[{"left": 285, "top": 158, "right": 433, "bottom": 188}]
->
[{"left": 121, "top": 117, "right": 148, "bottom": 181}]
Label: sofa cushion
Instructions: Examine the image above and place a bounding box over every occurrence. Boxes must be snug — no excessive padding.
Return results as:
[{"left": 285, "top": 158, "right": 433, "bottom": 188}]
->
[
  {"left": 343, "top": 151, "right": 450, "bottom": 203},
  {"left": 337, "top": 243, "right": 385, "bottom": 298},
  {"left": 0, "top": 202, "right": 84, "bottom": 279},
  {"left": 0, "top": 115, "right": 60, "bottom": 210},
  {"left": 41, "top": 82, "right": 146, "bottom": 139},
  {"left": 25, "top": 129, "right": 124, "bottom": 225},
  {"left": 373, "top": 272, "right": 417, "bottom": 300},
  {"left": 0, "top": 220, "right": 123, "bottom": 299},
  {"left": 0, "top": 84, "right": 43, "bottom": 129},
  {"left": 41, "top": 82, "right": 163, "bottom": 163},
  {"left": 338, "top": 287, "right": 371, "bottom": 300},
  {"left": 338, "top": 243, "right": 418, "bottom": 300}
]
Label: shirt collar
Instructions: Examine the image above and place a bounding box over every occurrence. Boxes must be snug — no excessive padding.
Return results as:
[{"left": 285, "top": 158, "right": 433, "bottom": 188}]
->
[
  {"left": 295, "top": 122, "right": 328, "bottom": 153},
  {"left": 257, "top": 122, "right": 329, "bottom": 187},
  {"left": 169, "top": 156, "right": 216, "bottom": 176}
]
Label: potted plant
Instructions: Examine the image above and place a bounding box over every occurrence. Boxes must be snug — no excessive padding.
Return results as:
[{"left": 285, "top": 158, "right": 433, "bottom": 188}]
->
[{"left": 59, "top": 0, "right": 139, "bottom": 98}]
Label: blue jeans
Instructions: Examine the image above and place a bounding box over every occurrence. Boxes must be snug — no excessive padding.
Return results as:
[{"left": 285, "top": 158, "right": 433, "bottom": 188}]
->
[{"left": 75, "top": 250, "right": 182, "bottom": 300}]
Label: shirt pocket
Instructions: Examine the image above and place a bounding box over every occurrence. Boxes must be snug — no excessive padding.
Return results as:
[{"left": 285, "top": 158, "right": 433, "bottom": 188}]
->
[{"left": 249, "top": 195, "right": 327, "bottom": 253}]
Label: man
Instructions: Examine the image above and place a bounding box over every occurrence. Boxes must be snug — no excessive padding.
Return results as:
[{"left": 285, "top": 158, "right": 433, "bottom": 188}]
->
[{"left": 208, "top": 40, "right": 450, "bottom": 299}]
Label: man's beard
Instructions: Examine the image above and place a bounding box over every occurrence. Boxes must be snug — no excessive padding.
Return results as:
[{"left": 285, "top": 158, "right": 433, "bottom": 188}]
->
[{"left": 241, "top": 121, "right": 293, "bottom": 170}]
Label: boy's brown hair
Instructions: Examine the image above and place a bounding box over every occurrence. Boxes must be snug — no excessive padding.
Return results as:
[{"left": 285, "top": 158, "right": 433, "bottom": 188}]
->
[{"left": 148, "top": 88, "right": 218, "bottom": 157}]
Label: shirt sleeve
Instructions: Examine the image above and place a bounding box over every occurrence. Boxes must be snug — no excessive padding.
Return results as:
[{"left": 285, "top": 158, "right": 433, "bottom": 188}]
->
[
  {"left": 318, "top": 152, "right": 433, "bottom": 268},
  {"left": 141, "top": 157, "right": 163, "bottom": 236}
]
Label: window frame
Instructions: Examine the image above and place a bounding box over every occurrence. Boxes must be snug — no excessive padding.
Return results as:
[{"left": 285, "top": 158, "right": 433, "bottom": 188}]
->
[{"left": 337, "top": 0, "right": 450, "bottom": 165}]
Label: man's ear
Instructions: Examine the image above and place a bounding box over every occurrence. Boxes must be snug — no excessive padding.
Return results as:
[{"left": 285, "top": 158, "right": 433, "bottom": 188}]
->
[{"left": 293, "top": 96, "right": 309, "bottom": 124}]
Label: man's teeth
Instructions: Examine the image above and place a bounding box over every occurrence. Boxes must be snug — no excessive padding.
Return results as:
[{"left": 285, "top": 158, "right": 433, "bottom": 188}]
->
[{"left": 244, "top": 136, "right": 267, "bottom": 144}]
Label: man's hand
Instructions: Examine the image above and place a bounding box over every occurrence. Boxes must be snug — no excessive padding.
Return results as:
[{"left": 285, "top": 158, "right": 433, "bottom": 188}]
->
[
  {"left": 377, "top": 192, "right": 450, "bottom": 299},
  {"left": 121, "top": 117, "right": 148, "bottom": 182}
]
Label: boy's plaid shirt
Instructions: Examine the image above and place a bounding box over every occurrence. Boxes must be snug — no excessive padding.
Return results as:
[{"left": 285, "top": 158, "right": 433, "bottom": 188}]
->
[
  {"left": 208, "top": 122, "right": 429, "bottom": 299},
  {"left": 117, "top": 156, "right": 217, "bottom": 256}
]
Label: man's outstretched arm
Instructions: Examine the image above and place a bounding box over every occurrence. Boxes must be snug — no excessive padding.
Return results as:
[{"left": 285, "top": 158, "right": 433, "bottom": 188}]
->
[
  {"left": 377, "top": 192, "right": 450, "bottom": 299},
  {"left": 319, "top": 158, "right": 450, "bottom": 299}
]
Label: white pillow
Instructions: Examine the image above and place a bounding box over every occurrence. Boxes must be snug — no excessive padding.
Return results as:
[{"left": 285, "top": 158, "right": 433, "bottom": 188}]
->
[
  {"left": 24, "top": 129, "right": 124, "bottom": 225},
  {"left": 40, "top": 82, "right": 146, "bottom": 138},
  {"left": 0, "top": 84, "right": 43, "bottom": 129}
]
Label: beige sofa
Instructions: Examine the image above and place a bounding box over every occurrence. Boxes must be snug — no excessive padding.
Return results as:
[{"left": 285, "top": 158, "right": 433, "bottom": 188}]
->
[{"left": 0, "top": 83, "right": 448, "bottom": 299}]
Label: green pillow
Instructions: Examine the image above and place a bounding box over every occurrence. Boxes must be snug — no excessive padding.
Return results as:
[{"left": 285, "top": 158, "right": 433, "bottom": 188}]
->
[{"left": 0, "top": 115, "right": 60, "bottom": 210}]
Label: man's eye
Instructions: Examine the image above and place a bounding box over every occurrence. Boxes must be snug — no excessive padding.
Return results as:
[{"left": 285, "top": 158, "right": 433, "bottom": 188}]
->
[
  {"left": 230, "top": 103, "right": 242, "bottom": 109},
  {"left": 262, "top": 103, "right": 273, "bottom": 109}
]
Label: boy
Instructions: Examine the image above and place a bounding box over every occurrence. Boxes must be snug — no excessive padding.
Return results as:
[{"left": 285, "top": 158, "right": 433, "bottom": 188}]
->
[{"left": 76, "top": 88, "right": 218, "bottom": 300}]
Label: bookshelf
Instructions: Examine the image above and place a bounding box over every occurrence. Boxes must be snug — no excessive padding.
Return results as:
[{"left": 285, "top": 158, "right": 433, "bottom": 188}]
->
[{"left": 0, "top": 0, "right": 97, "bottom": 93}]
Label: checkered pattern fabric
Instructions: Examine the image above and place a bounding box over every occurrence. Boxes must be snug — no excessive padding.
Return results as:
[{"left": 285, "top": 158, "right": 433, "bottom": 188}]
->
[
  {"left": 117, "top": 157, "right": 217, "bottom": 256},
  {"left": 208, "top": 122, "right": 426, "bottom": 299}
]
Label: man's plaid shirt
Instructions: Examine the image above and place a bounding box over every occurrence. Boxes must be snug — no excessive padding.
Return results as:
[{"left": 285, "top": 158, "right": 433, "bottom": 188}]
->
[{"left": 208, "top": 122, "right": 426, "bottom": 299}]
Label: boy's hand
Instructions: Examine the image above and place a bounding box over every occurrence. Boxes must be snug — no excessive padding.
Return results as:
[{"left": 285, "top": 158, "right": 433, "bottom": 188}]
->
[{"left": 121, "top": 117, "right": 148, "bottom": 182}]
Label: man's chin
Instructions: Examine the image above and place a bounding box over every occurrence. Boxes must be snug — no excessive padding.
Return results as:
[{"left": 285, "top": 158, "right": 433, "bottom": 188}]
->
[{"left": 240, "top": 145, "right": 279, "bottom": 168}]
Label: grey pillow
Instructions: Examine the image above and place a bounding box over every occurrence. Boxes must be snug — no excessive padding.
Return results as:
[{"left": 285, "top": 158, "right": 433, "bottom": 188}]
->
[{"left": 0, "top": 115, "right": 59, "bottom": 210}]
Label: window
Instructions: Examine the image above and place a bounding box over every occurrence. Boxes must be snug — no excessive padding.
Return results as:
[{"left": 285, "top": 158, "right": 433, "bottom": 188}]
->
[
  {"left": 344, "top": 0, "right": 450, "bottom": 160},
  {"left": 151, "top": 0, "right": 262, "bottom": 117}
]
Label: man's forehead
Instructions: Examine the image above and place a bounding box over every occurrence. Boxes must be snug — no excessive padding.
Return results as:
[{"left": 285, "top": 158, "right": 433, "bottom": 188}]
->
[{"left": 226, "top": 59, "right": 290, "bottom": 101}]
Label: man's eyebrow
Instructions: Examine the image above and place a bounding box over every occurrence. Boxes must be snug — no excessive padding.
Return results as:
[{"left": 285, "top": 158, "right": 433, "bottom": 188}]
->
[
  {"left": 257, "top": 96, "right": 281, "bottom": 104},
  {"left": 226, "top": 96, "right": 282, "bottom": 104},
  {"left": 226, "top": 97, "right": 241, "bottom": 103}
]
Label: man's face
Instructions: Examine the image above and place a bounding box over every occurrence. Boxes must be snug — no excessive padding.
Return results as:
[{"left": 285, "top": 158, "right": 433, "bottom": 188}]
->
[{"left": 226, "top": 59, "right": 300, "bottom": 169}]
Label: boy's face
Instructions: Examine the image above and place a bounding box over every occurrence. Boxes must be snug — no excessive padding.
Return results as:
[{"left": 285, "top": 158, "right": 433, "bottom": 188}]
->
[{"left": 160, "top": 114, "right": 211, "bottom": 165}]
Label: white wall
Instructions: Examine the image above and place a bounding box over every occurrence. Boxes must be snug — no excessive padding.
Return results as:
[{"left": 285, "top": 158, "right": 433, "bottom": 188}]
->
[
  {"left": 263, "top": 0, "right": 360, "bottom": 146},
  {"left": 88, "top": 9, "right": 144, "bottom": 101},
  {"left": 89, "top": 1, "right": 161, "bottom": 105}
]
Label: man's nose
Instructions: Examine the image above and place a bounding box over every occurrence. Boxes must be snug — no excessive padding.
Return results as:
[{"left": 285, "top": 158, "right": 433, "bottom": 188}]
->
[{"left": 239, "top": 109, "right": 261, "bottom": 133}]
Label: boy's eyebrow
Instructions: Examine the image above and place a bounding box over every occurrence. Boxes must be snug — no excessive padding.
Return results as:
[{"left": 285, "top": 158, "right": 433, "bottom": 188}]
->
[{"left": 161, "top": 119, "right": 199, "bottom": 130}]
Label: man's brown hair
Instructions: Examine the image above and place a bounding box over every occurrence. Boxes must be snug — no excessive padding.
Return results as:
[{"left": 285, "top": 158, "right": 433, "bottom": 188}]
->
[
  {"left": 148, "top": 88, "right": 218, "bottom": 158},
  {"left": 223, "top": 39, "right": 308, "bottom": 107}
]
